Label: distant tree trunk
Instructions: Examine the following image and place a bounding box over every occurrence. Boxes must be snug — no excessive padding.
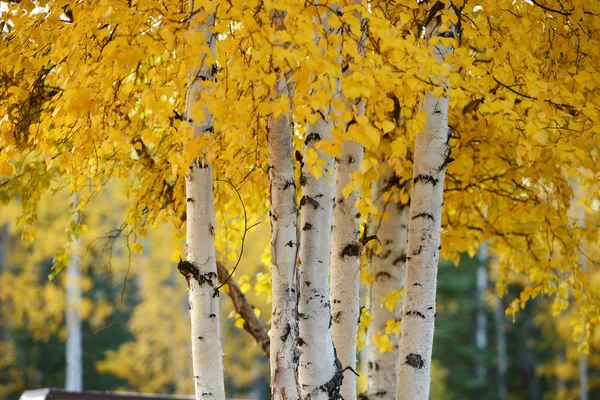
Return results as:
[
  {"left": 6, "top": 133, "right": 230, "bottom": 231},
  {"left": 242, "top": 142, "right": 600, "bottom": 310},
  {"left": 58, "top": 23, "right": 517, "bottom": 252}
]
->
[
  {"left": 366, "top": 169, "right": 408, "bottom": 400},
  {"left": 0, "top": 222, "right": 8, "bottom": 343},
  {"left": 556, "top": 351, "right": 566, "bottom": 396},
  {"left": 298, "top": 114, "right": 341, "bottom": 399},
  {"left": 181, "top": 2, "right": 225, "bottom": 398},
  {"left": 475, "top": 243, "right": 489, "bottom": 384},
  {"left": 267, "top": 12, "right": 299, "bottom": 399},
  {"left": 395, "top": 4, "right": 454, "bottom": 398},
  {"left": 494, "top": 293, "right": 508, "bottom": 400},
  {"left": 65, "top": 200, "right": 83, "bottom": 391}
]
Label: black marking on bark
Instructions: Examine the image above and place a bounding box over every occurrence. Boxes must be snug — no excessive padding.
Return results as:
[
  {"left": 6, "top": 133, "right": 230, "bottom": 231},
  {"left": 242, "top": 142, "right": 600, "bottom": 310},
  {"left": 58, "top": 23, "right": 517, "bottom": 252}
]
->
[
  {"left": 333, "top": 299, "right": 341, "bottom": 304},
  {"left": 198, "top": 336, "right": 203, "bottom": 340},
  {"left": 280, "top": 323, "right": 291, "bottom": 343},
  {"left": 437, "top": 147, "right": 454, "bottom": 172},
  {"left": 328, "top": 313, "right": 333, "bottom": 328},
  {"left": 378, "top": 249, "right": 392, "bottom": 259},
  {"left": 412, "top": 246, "right": 423, "bottom": 256},
  {"left": 438, "top": 245, "right": 442, "bottom": 250},
  {"left": 413, "top": 174, "right": 438, "bottom": 186},
  {"left": 427, "top": 306, "right": 433, "bottom": 310},
  {"left": 347, "top": 155, "right": 355, "bottom": 164},
  {"left": 355, "top": 212, "right": 361, "bottom": 218},
  {"left": 412, "top": 212, "right": 435, "bottom": 221},
  {"left": 315, "top": 194, "right": 324, "bottom": 198},
  {"left": 446, "top": 126, "right": 452, "bottom": 144},
  {"left": 300, "top": 195, "right": 320, "bottom": 209},
  {"left": 186, "top": 197, "right": 194, "bottom": 203},
  {"left": 303, "top": 222, "right": 313, "bottom": 231},
  {"left": 177, "top": 258, "right": 217, "bottom": 288},
  {"left": 406, "top": 310, "right": 425, "bottom": 318},
  {"left": 285, "top": 240, "right": 294, "bottom": 247},
  {"left": 413, "top": 282, "right": 423, "bottom": 286},
  {"left": 341, "top": 64, "right": 349, "bottom": 73},
  {"left": 393, "top": 253, "right": 407, "bottom": 265},
  {"left": 305, "top": 132, "right": 321, "bottom": 144},
  {"left": 340, "top": 243, "right": 361, "bottom": 258},
  {"left": 298, "top": 312, "right": 309, "bottom": 319},
  {"left": 295, "top": 150, "right": 304, "bottom": 166},
  {"left": 299, "top": 173, "right": 307, "bottom": 186},
  {"left": 283, "top": 179, "right": 296, "bottom": 190},
  {"left": 375, "top": 271, "right": 391, "bottom": 280},
  {"left": 209, "top": 313, "right": 216, "bottom": 318},
  {"left": 405, "top": 353, "right": 425, "bottom": 369},
  {"left": 319, "top": 357, "right": 344, "bottom": 399},
  {"left": 358, "top": 306, "right": 365, "bottom": 324},
  {"left": 298, "top": 337, "right": 306, "bottom": 346},
  {"left": 407, "top": 256, "right": 412, "bottom": 261}
]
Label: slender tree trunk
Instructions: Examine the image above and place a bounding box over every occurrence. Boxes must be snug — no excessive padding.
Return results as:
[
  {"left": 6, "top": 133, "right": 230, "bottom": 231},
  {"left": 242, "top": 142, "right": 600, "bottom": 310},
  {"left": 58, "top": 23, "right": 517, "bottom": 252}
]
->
[
  {"left": 475, "top": 243, "right": 489, "bottom": 384},
  {"left": 180, "top": 2, "right": 225, "bottom": 398},
  {"left": 0, "top": 222, "right": 8, "bottom": 343},
  {"left": 395, "top": 6, "right": 454, "bottom": 396},
  {"left": 65, "top": 199, "right": 83, "bottom": 391},
  {"left": 330, "top": 6, "right": 366, "bottom": 397},
  {"left": 298, "top": 114, "right": 341, "bottom": 399},
  {"left": 366, "top": 170, "right": 408, "bottom": 400},
  {"left": 267, "top": 11, "right": 299, "bottom": 398},
  {"left": 494, "top": 293, "right": 508, "bottom": 400},
  {"left": 330, "top": 138, "right": 363, "bottom": 400}
]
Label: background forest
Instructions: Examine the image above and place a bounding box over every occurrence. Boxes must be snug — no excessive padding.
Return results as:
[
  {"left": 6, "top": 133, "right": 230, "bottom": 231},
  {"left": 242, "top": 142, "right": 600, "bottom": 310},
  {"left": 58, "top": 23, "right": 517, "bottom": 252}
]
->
[{"left": 0, "top": 185, "right": 599, "bottom": 399}]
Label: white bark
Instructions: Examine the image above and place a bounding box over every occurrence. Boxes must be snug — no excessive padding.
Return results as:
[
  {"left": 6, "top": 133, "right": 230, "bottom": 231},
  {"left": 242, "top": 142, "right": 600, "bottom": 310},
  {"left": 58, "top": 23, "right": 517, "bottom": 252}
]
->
[
  {"left": 183, "top": 2, "right": 225, "bottom": 399},
  {"left": 330, "top": 137, "right": 363, "bottom": 400},
  {"left": 395, "top": 6, "right": 453, "bottom": 398},
  {"left": 330, "top": 5, "right": 366, "bottom": 397},
  {"left": 494, "top": 294, "right": 508, "bottom": 400},
  {"left": 475, "top": 243, "right": 489, "bottom": 382},
  {"left": 366, "top": 170, "right": 408, "bottom": 400},
  {"left": 298, "top": 116, "right": 341, "bottom": 399},
  {"left": 65, "top": 201, "right": 83, "bottom": 391},
  {"left": 268, "top": 72, "right": 300, "bottom": 400}
]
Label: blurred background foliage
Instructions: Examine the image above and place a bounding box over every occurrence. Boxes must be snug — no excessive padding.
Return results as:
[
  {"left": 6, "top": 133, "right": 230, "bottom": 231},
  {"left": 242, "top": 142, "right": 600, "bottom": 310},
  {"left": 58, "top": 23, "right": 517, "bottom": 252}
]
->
[{"left": 0, "top": 182, "right": 599, "bottom": 399}]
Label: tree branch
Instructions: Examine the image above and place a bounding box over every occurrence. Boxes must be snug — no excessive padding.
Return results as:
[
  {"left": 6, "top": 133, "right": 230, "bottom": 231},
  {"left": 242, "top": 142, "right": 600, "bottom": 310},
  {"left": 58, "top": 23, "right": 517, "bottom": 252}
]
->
[{"left": 216, "top": 260, "right": 270, "bottom": 358}]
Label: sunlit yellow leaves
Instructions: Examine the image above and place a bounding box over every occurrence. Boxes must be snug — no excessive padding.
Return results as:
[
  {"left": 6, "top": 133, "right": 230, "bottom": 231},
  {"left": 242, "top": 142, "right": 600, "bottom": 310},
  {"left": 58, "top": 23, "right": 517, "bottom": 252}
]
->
[
  {"left": 373, "top": 332, "right": 393, "bottom": 353},
  {"left": 385, "top": 319, "right": 401, "bottom": 336},
  {"left": 382, "top": 288, "right": 404, "bottom": 312}
]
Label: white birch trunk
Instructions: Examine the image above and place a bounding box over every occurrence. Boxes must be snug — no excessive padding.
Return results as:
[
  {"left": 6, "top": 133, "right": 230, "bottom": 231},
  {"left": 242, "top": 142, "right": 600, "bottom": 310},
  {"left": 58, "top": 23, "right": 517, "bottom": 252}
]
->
[
  {"left": 65, "top": 199, "right": 83, "bottom": 391},
  {"left": 475, "top": 243, "right": 489, "bottom": 382},
  {"left": 298, "top": 116, "right": 341, "bottom": 399},
  {"left": 494, "top": 294, "right": 508, "bottom": 400},
  {"left": 366, "top": 170, "right": 408, "bottom": 400},
  {"left": 268, "top": 71, "right": 300, "bottom": 400},
  {"left": 330, "top": 5, "right": 366, "bottom": 397},
  {"left": 181, "top": 2, "right": 225, "bottom": 398},
  {"left": 330, "top": 137, "right": 363, "bottom": 400},
  {"left": 395, "top": 8, "right": 454, "bottom": 395}
]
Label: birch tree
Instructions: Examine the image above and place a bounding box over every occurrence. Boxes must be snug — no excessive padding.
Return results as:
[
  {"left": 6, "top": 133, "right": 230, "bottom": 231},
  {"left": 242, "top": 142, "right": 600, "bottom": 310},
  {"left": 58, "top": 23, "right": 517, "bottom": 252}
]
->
[
  {"left": 365, "top": 169, "right": 408, "bottom": 400},
  {"left": 178, "top": 2, "right": 225, "bottom": 398},
  {"left": 330, "top": 6, "right": 366, "bottom": 396},
  {"left": 65, "top": 200, "right": 83, "bottom": 391},
  {"left": 297, "top": 111, "right": 341, "bottom": 399},
  {"left": 267, "top": 13, "right": 300, "bottom": 395},
  {"left": 396, "top": 4, "right": 454, "bottom": 398},
  {"left": 475, "top": 243, "right": 489, "bottom": 383}
]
